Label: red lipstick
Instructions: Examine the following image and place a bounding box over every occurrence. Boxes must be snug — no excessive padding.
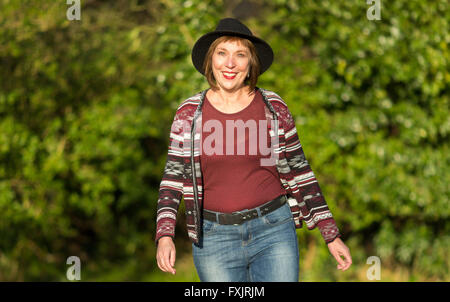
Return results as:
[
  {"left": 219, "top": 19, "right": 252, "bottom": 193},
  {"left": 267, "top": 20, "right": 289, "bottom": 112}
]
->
[{"left": 222, "top": 72, "right": 237, "bottom": 80}]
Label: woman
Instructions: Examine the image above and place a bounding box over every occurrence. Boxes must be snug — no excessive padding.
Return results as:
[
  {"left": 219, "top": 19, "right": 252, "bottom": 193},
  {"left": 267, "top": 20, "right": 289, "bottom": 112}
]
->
[{"left": 155, "top": 18, "right": 352, "bottom": 281}]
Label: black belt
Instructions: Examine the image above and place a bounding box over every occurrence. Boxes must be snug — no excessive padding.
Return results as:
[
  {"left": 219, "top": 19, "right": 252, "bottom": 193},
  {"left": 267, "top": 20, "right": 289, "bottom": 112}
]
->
[{"left": 202, "top": 195, "right": 287, "bottom": 225}]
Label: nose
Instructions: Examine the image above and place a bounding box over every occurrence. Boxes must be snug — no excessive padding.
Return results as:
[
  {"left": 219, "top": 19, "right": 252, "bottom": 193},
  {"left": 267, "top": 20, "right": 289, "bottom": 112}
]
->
[{"left": 225, "top": 54, "right": 236, "bottom": 69}]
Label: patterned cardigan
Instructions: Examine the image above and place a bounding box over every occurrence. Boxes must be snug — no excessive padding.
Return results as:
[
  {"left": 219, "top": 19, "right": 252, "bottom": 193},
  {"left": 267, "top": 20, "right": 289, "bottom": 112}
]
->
[{"left": 155, "top": 87, "right": 341, "bottom": 245}]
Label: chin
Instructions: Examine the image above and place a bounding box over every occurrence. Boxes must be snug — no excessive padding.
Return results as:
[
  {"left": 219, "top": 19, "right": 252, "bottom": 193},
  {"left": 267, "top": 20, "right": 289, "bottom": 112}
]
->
[{"left": 219, "top": 81, "right": 245, "bottom": 91}]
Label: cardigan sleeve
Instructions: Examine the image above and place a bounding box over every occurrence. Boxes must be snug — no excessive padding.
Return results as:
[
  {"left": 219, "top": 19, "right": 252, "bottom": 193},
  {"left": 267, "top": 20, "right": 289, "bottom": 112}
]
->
[
  {"left": 279, "top": 104, "right": 341, "bottom": 244},
  {"left": 155, "top": 110, "right": 186, "bottom": 245}
]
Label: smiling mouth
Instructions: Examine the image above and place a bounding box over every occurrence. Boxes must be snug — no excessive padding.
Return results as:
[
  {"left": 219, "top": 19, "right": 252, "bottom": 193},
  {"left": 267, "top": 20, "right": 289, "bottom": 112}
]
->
[{"left": 222, "top": 72, "right": 237, "bottom": 80}]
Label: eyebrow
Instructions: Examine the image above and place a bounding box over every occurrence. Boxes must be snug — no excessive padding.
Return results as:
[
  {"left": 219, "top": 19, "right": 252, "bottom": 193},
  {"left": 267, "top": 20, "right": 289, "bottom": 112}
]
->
[{"left": 216, "top": 47, "right": 248, "bottom": 53}]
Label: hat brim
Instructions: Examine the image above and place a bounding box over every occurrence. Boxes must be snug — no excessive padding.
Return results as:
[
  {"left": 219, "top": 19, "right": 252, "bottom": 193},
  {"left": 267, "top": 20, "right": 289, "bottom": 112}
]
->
[{"left": 191, "top": 31, "right": 274, "bottom": 76}]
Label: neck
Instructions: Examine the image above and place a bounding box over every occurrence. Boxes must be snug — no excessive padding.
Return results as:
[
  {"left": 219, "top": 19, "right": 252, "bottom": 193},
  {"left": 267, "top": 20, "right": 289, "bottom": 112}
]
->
[{"left": 211, "top": 85, "right": 253, "bottom": 104}]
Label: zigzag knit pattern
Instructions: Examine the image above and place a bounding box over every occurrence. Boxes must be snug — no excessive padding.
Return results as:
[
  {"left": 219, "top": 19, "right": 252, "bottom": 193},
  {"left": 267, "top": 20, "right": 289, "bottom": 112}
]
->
[{"left": 156, "top": 87, "right": 341, "bottom": 245}]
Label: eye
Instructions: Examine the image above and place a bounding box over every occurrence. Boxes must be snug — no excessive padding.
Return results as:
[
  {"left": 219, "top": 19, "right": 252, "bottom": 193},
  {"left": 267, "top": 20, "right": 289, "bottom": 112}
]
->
[
  {"left": 237, "top": 53, "right": 247, "bottom": 57},
  {"left": 217, "top": 51, "right": 225, "bottom": 55}
]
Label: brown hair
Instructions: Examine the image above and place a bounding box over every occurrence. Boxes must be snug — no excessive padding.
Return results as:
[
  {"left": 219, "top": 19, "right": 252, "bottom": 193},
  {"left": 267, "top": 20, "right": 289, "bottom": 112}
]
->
[{"left": 202, "top": 36, "right": 260, "bottom": 95}]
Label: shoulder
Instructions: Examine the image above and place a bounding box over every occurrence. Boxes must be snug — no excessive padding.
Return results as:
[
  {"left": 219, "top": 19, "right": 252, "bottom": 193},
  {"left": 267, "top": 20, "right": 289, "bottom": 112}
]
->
[
  {"left": 258, "top": 87, "right": 292, "bottom": 116},
  {"left": 258, "top": 87, "right": 289, "bottom": 109},
  {"left": 176, "top": 91, "right": 203, "bottom": 111},
  {"left": 258, "top": 87, "right": 296, "bottom": 130},
  {"left": 172, "top": 90, "right": 205, "bottom": 121}
]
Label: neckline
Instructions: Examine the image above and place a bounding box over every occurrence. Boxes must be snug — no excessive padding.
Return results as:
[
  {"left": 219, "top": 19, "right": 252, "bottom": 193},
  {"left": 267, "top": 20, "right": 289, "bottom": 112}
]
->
[{"left": 205, "top": 89, "right": 258, "bottom": 116}]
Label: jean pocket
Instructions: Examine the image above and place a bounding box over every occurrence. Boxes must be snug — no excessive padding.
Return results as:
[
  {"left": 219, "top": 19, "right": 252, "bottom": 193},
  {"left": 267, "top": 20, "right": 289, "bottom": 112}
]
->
[
  {"left": 263, "top": 204, "right": 293, "bottom": 226},
  {"left": 201, "top": 219, "right": 217, "bottom": 236}
]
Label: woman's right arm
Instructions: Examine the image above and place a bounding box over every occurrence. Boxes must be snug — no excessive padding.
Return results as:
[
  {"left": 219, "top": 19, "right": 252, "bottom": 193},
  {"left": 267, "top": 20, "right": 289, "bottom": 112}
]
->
[
  {"left": 155, "top": 110, "right": 188, "bottom": 274},
  {"left": 155, "top": 110, "right": 186, "bottom": 243}
]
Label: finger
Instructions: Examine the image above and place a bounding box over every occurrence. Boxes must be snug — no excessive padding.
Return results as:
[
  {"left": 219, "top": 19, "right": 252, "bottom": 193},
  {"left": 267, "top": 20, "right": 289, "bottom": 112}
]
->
[
  {"left": 157, "top": 258, "right": 166, "bottom": 273},
  {"left": 341, "top": 256, "right": 352, "bottom": 270},
  {"left": 156, "top": 254, "right": 165, "bottom": 272},
  {"left": 333, "top": 252, "right": 346, "bottom": 269},
  {"left": 162, "top": 250, "right": 175, "bottom": 274},
  {"left": 168, "top": 250, "right": 176, "bottom": 274},
  {"left": 342, "top": 250, "right": 352, "bottom": 270},
  {"left": 158, "top": 250, "right": 170, "bottom": 273},
  {"left": 157, "top": 252, "right": 168, "bottom": 273},
  {"left": 162, "top": 251, "right": 173, "bottom": 274},
  {"left": 170, "top": 248, "right": 176, "bottom": 267},
  {"left": 345, "top": 258, "right": 352, "bottom": 270},
  {"left": 169, "top": 249, "right": 176, "bottom": 274}
]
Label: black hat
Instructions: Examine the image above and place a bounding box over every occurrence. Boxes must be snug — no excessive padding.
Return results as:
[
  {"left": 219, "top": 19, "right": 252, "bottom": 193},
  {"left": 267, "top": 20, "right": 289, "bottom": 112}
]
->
[{"left": 191, "top": 18, "right": 274, "bottom": 76}]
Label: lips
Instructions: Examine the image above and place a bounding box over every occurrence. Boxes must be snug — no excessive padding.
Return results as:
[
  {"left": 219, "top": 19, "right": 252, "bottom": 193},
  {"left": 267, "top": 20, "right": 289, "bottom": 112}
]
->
[{"left": 222, "top": 72, "right": 237, "bottom": 80}]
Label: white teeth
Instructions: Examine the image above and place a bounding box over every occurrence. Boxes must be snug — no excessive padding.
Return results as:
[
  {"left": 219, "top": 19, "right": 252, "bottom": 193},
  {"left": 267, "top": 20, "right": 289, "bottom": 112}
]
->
[{"left": 223, "top": 72, "right": 237, "bottom": 76}]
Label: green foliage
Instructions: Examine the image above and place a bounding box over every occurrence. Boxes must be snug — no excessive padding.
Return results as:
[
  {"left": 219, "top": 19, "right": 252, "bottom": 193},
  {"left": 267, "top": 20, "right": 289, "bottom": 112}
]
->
[
  {"left": 0, "top": 0, "right": 448, "bottom": 281},
  {"left": 260, "top": 0, "right": 449, "bottom": 280}
]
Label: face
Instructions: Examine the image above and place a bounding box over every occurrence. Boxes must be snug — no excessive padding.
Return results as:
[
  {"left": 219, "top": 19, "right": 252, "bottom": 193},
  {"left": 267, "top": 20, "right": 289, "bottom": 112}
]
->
[{"left": 211, "top": 40, "right": 250, "bottom": 92}]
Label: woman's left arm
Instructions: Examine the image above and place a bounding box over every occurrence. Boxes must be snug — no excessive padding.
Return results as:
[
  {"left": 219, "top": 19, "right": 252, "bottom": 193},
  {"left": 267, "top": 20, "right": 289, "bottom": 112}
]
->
[
  {"left": 275, "top": 97, "right": 352, "bottom": 270},
  {"left": 277, "top": 101, "right": 340, "bottom": 242}
]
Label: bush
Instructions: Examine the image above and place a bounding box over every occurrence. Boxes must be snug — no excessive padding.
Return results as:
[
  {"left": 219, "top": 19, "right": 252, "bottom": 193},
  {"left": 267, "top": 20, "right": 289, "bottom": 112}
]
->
[{"left": 0, "top": 0, "right": 447, "bottom": 280}]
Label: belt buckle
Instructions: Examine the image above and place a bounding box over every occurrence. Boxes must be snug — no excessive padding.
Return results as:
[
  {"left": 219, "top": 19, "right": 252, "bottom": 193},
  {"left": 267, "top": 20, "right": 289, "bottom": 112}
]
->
[
  {"left": 237, "top": 209, "right": 258, "bottom": 223},
  {"left": 231, "top": 211, "right": 245, "bottom": 225}
]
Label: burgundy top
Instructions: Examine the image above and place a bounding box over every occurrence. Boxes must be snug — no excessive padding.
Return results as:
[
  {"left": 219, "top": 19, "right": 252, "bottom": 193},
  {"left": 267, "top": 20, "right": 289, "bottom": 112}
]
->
[{"left": 200, "top": 89, "right": 287, "bottom": 213}]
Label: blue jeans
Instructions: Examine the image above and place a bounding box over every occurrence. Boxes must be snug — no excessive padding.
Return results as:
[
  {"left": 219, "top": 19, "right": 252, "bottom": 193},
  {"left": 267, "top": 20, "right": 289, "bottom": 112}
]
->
[{"left": 192, "top": 202, "right": 299, "bottom": 282}]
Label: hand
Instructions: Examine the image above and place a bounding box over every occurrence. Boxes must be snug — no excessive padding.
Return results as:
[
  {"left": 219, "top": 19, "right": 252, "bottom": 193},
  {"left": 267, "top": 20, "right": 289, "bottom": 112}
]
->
[
  {"left": 327, "top": 237, "right": 352, "bottom": 271},
  {"left": 156, "top": 236, "right": 177, "bottom": 275}
]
